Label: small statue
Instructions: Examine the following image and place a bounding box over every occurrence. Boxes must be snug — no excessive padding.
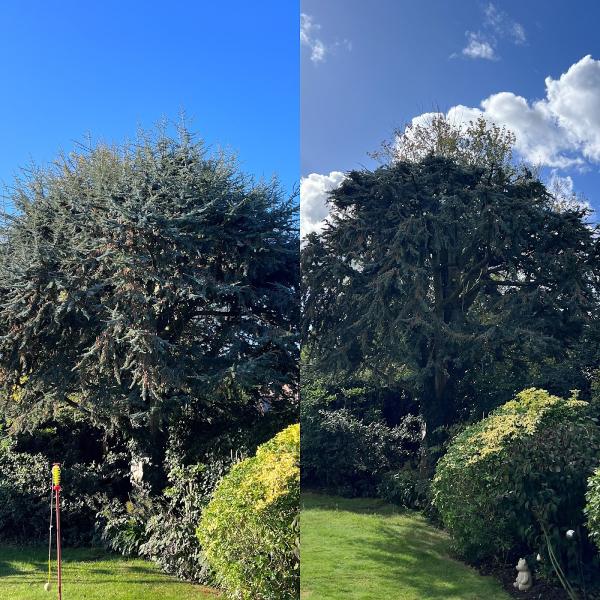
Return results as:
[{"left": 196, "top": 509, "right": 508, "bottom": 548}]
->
[{"left": 514, "top": 557, "right": 533, "bottom": 591}]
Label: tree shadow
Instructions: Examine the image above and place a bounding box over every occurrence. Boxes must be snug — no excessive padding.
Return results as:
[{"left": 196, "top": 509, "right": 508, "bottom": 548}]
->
[
  {"left": 363, "top": 521, "right": 504, "bottom": 598},
  {"left": 304, "top": 494, "right": 506, "bottom": 599}
]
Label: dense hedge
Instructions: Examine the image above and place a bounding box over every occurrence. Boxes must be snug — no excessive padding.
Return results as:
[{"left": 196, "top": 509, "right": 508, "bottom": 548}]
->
[
  {"left": 0, "top": 438, "right": 116, "bottom": 545},
  {"left": 433, "top": 388, "right": 600, "bottom": 566},
  {"left": 302, "top": 407, "right": 422, "bottom": 496},
  {"left": 197, "top": 424, "right": 300, "bottom": 599}
]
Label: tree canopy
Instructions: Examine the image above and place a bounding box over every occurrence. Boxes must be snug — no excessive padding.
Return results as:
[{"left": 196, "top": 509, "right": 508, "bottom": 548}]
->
[
  {"left": 0, "top": 129, "right": 299, "bottom": 442},
  {"left": 302, "top": 119, "right": 599, "bottom": 440}
]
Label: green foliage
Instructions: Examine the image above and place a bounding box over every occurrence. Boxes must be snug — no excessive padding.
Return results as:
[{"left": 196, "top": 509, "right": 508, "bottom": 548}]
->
[
  {"left": 301, "top": 362, "right": 422, "bottom": 496},
  {"left": 302, "top": 137, "right": 597, "bottom": 438},
  {"left": 302, "top": 407, "right": 422, "bottom": 496},
  {"left": 377, "top": 468, "right": 432, "bottom": 512},
  {"left": 0, "top": 126, "right": 299, "bottom": 442},
  {"left": 139, "top": 456, "right": 235, "bottom": 583},
  {"left": 433, "top": 388, "right": 600, "bottom": 570},
  {"left": 0, "top": 438, "right": 113, "bottom": 545},
  {"left": 585, "top": 468, "right": 600, "bottom": 551},
  {"left": 98, "top": 495, "right": 152, "bottom": 557},
  {"left": 97, "top": 445, "right": 240, "bottom": 583},
  {"left": 0, "top": 441, "right": 49, "bottom": 541},
  {"left": 377, "top": 114, "right": 516, "bottom": 170},
  {"left": 197, "top": 424, "right": 300, "bottom": 600}
]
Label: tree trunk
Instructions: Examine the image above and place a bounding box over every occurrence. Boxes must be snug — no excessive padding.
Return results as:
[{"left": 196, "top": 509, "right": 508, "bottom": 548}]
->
[{"left": 420, "top": 359, "right": 456, "bottom": 472}]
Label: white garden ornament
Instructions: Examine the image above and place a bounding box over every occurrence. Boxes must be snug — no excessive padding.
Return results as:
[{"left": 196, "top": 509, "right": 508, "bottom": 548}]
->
[{"left": 514, "top": 558, "right": 533, "bottom": 591}]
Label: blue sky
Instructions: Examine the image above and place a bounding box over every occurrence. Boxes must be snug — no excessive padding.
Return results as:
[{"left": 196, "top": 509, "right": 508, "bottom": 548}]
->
[
  {"left": 0, "top": 1, "right": 298, "bottom": 195},
  {"left": 301, "top": 0, "right": 600, "bottom": 235}
]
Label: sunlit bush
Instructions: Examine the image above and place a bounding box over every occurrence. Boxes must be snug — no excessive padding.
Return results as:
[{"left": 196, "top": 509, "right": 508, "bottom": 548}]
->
[
  {"left": 197, "top": 424, "right": 299, "bottom": 599},
  {"left": 433, "top": 388, "right": 600, "bottom": 566}
]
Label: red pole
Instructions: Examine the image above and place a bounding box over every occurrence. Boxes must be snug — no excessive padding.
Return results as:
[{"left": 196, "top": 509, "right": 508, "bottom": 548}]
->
[{"left": 53, "top": 464, "right": 62, "bottom": 600}]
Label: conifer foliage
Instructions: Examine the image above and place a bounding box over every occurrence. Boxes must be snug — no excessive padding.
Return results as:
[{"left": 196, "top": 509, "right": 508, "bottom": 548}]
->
[
  {"left": 302, "top": 122, "right": 598, "bottom": 440},
  {"left": 0, "top": 128, "right": 299, "bottom": 438}
]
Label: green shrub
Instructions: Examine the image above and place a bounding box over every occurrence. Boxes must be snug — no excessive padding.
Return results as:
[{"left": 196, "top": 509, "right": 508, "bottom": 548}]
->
[
  {"left": 98, "top": 495, "right": 152, "bottom": 557},
  {"left": 0, "top": 439, "right": 111, "bottom": 545},
  {"left": 97, "top": 454, "right": 235, "bottom": 583},
  {"left": 585, "top": 468, "right": 600, "bottom": 551},
  {"left": 139, "top": 456, "right": 234, "bottom": 583},
  {"left": 433, "top": 388, "right": 600, "bottom": 566},
  {"left": 378, "top": 467, "right": 432, "bottom": 511},
  {"left": 302, "top": 407, "right": 421, "bottom": 496},
  {"left": 197, "top": 424, "right": 300, "bottom": 600}
]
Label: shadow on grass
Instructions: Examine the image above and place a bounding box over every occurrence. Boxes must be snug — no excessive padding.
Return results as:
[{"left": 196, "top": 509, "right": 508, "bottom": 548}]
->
[
  {"left": 0, "top": 546, "right": 189, "bottom": 585},
  {"left": 0, "top": 558, "right": 46, "bottom": 576},
  {"left": 302, "top": 492, "right": 506, "bottom": 600},
  {"left": 0, "top": 577, "right": 190, "bottom": 585}
]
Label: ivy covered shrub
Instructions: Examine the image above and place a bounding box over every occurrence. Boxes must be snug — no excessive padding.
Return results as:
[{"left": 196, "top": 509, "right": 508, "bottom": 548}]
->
[
  {"left": 433, "top": 388, "right": 600, "bottom": 566},
  {"left": 197, "top": 424, "right": 300, "bottom": 600}
]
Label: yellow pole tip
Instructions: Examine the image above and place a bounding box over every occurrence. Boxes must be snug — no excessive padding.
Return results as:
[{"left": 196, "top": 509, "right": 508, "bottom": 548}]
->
[{"left": 52, "top": 464, "right": 61, "bottom": 486}]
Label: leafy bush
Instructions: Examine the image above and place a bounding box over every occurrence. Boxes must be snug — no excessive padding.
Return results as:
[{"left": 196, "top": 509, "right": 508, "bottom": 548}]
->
[
  {"left": 0, "top": 440, "right": 49, "bottom": 541},
  {"left": 585, "top": 468, "right": 600, "bottom": 552},
  {"left": 0, "top": 439, "right": 111, "bottom": 545},
  {"left": 197, "top": 424, "right": 300, "bottom": 600},
  {"left": 96, "top": 452, "right": 237, "bottom": 583},
  {"left": 378, "top": 468, "right": 431, "bottom": 511},
  {"left": 302, "top": 407, "right": 422, "bottom": 496},
  {"left": 433, "top": 388, "right": 600, "bottom": 568},
  {"left": 97, "top": 495, "right": 152, "bottom": 557},
  {"left": 139, "top": 456, "right": 235, "bottom": 582}
]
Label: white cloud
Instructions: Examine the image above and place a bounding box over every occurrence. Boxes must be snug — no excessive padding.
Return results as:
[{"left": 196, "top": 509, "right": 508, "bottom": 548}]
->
[
  {"left": 545, "top": 55, "right": 600, "bottom": 161},
  {"left": 462, "top": 32, "right": 497, "bottom": 60},
  {"left": 484, "top": 3, "right": 526, "bottom": 44},
  {"left": 300, "top": 171, "right": 345, "bottom": 238},
  {"left": 459, "top": 3, "right": 525, "bottom": 60},
  {"left": 420, "top": 55, "right": 600, "bottom": 169},
  {"left": 310, "top": 39, "right": 326, "bottom": 63},
  {"left": 300, "top": 14, "right": 326, "bottom": 63},
  {"left": 511, "top": 23, "right": 526, "bottom": 45},
  {"left": 301, "top": 13, "right": 350, "bottom": 64}
]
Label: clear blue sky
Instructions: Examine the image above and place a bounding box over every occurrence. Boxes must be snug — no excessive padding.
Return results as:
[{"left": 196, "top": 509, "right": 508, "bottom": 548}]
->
[
  {"left": 0, "top": 1, "right": 298, "bottom": 194},
  {"left": 301, "top": 0, "right": 600, "bottom": 212}
]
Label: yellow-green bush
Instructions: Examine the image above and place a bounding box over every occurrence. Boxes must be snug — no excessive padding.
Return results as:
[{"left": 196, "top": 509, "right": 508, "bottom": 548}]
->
[
  {"left": 197, "top": 424, "right": 299, "bottom": 599},
  {"left": 433, "top": 389, "right": 600, "bottom": 564}
]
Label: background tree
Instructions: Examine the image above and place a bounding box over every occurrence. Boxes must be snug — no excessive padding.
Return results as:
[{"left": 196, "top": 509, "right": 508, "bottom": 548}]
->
[
  {"left": 0, "top": 127, "right": 299, "bottom": 464},
  {"left": 302, "top": 117, "right": 598, "bottom": 445}
]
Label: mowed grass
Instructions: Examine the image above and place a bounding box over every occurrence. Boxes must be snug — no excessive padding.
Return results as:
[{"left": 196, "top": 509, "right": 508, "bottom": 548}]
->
[
  {"left": 301, "top": 492, "right": 510, "bottom": 600},
  {"left": 0, "top": 546, "right": 220, "bottom": 599}
]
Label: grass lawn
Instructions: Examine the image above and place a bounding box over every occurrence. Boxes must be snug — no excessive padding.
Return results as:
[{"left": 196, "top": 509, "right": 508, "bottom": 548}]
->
[
  {"left": 301, "top": 492, "right": 511, "bottom": 600},
  {"left": 0, "top": 546, "right": 220, "bottom": 599}
]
